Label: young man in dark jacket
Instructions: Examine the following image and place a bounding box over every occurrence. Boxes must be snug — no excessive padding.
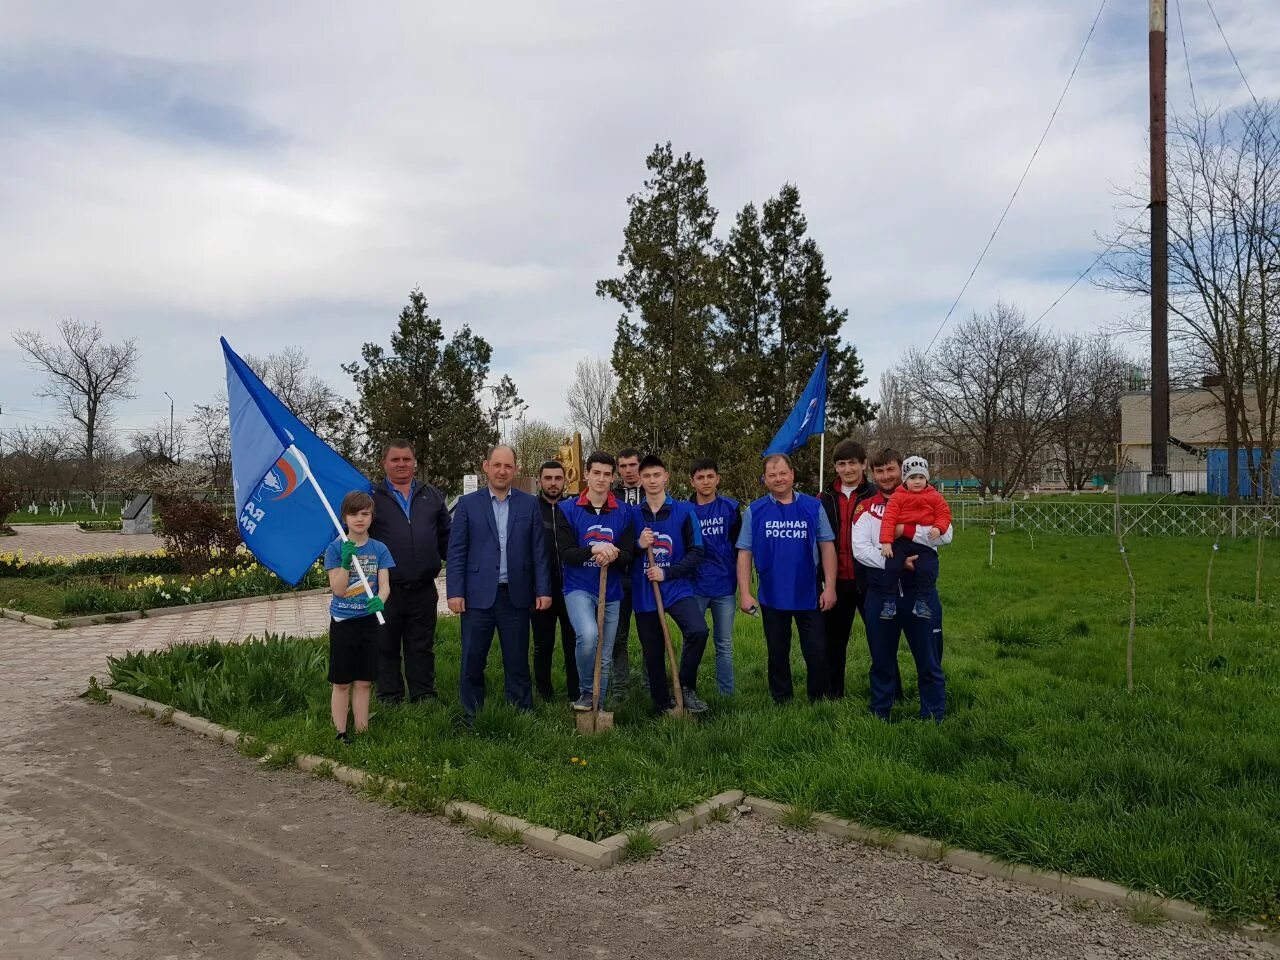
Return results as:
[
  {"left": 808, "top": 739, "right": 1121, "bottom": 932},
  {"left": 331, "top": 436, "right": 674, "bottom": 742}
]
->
[
  {"left": 368, "top": 439, "right": 451, "bottom": 704},
  {"left": 818, "top": 438, "right": 876, "bottom": 698},
  {"left": 531, "top": 460, "right": 580, "bottom": 702},
  {"left": 610, "top": 447, "right": 644, "bottom": 693}
]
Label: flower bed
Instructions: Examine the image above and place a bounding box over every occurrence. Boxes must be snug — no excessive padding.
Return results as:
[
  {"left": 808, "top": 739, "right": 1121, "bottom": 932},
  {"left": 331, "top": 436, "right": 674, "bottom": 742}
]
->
[{"left": 0, "top": 549, "right": 324, "bottom": 618}]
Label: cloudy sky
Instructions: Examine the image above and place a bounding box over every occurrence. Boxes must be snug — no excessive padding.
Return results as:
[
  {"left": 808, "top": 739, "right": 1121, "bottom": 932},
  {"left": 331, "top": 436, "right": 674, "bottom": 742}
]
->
[{"left": 1, "top": 1, "right": 1277, "bottom": 448}]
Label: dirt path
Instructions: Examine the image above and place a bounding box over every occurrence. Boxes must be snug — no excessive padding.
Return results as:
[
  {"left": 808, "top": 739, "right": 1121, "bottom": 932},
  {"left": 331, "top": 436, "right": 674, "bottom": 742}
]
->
[{"left": 5, "top": 697, "right": 1276, "bottom": 960}]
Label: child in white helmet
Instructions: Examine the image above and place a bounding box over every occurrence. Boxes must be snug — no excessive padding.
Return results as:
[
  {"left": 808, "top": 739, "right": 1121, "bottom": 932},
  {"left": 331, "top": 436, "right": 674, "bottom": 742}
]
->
[{"left": 877, "top": 456, "right": 952, "bottom": 619}]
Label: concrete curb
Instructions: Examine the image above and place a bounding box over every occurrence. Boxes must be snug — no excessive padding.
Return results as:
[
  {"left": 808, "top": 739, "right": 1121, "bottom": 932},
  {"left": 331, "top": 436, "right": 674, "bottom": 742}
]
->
[
  {"left": 2, "top": 588, "right": 329, "bottom": 631},
  {"left": 96, "top": 691, "right": 1279, "bottom": 942}
]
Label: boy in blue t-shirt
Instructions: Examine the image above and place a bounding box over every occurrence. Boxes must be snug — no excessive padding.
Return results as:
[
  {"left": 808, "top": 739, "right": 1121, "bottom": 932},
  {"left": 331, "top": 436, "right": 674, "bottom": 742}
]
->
[{"left": 323, "top": 490, "right": 394, "bottom": 742}]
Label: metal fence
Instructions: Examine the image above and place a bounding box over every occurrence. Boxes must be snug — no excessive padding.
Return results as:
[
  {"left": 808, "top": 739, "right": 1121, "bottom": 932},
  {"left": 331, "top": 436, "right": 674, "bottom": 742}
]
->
[{"left": 957, "top": 499, "right": 1279, "bottom": 539}]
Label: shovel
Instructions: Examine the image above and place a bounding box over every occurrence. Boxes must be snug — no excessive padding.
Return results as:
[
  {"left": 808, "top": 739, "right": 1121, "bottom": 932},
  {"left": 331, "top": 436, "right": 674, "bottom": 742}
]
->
[
  {"left": 576, "top": 565, "right": 614, "bottom": 735},
  {"left": 647, "top": 546, "right": 685, "bottom": 718}
]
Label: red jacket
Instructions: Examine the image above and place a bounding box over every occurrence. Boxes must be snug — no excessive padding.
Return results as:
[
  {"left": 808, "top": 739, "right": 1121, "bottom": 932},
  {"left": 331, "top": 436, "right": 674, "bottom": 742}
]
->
[{"left": 879, "top": 486, "right": 952, "bottom": 544}]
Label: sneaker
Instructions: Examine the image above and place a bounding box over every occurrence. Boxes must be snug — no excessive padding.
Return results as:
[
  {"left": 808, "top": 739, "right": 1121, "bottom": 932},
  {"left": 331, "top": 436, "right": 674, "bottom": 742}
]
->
[
  {"left": 572, "top": 694, "right": 594, "bottom": 712},
  {"left": 681, "top": 687, "right": 709, "bottom": 714},
  {"left": 879, "top": 600, "right": 897, "bottom": 620},
  {"left": 912, "top": 598, "right": 933, "bottom": 619},
  {"left": 335, "top": 730, "right": 350, "bottom": 743}
]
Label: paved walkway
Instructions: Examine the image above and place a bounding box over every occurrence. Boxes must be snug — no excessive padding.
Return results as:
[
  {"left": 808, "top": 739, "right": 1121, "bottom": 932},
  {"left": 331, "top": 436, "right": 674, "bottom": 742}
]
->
[
  {"left": 5, "top": 523, "right": 164, "bottom": 557},
  {"left": 0, "top": 598, "right": 1275, "bottom": 958}
]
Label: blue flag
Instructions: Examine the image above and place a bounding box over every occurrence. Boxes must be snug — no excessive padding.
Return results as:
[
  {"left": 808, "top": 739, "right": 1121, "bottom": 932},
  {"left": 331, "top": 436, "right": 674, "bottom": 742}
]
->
[
  {"left": 763, "top": 351, "right": 828, "bottom": 457},
  {"left": 222, "top": 338, "right": 371, "bottom": 585}
]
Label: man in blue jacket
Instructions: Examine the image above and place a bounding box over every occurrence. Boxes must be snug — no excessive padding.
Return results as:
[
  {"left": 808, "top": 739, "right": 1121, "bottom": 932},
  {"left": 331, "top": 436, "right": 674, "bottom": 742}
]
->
[
  {"left": 447, "top": 445, "right": 552, "bottom": 718},
  {"left": 736, "top": 453, "right": 837, "bottom": 704}
]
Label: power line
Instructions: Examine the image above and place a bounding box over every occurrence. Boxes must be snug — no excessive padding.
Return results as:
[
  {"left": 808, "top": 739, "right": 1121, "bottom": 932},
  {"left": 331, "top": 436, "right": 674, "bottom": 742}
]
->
[
  {"left": 1174, "top": 0, "right": 1199, "bottom": 114},
  {"left": 1030, "top": 206, "right": 1149, "bottom": 329},
  {"left": 1204, "top": 0, "right": 1259, "bottom": 107},
  {"left": 924, "top": 0, "right": 1109, "bottom": 352}
]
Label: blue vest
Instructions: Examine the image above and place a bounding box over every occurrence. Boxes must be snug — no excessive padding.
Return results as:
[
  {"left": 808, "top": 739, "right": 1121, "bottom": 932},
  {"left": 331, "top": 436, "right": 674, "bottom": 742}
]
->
[
  {"left": 750, "top": 493, "right": 821, "bottom": 610},
  {"left": 692, "top": 496, "right": 739, "bottom": 598},
  {"left": 630, "top": 499, "right": 697, "bottom": 614},
  {"left": 558, "top": 498, "right": 631, "bottom": 603}
]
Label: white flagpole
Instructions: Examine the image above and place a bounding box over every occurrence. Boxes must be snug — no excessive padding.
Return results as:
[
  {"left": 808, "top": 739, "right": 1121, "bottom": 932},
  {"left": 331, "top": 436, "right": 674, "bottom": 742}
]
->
[
  {"left": 818, "top": 432, "right": 826, "bottom": 494},
  {"left": 290, "top": 444, "right": 385, "bottom": 625}
]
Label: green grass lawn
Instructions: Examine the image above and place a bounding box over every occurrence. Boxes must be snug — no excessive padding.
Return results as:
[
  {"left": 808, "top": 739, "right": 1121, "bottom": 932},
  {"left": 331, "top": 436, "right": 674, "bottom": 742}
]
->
[{"left": 106, "top": 531, "right": 1280, "bottom": 921}]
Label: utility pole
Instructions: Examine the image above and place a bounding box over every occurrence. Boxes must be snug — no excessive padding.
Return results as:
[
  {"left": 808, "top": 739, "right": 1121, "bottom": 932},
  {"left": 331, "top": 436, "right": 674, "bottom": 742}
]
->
[
  {"left": 1149, "top": 0, "right": 1171, "bottom": 493},
  {"left": 163, "top": 391, "right": 175, "bottom": 460}
]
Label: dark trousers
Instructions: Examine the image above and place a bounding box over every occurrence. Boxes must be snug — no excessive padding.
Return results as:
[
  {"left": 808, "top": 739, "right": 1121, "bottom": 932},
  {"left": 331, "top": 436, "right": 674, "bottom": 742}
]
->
[
  {"left": 459, "top": 585, "right": 533, "bottom": 716},
  {"left": 862, "top": 581, "right": 945, "bottom": 720},
  {"left": 867, "top": 539, "right": 940, "bottom": 601},
  {"left": 634, "top": 596, "right": 710, "bottom": 712},
  {"left": 822, "top": 579, "right": 861, "bottom": 698},
  {"left": 377, "top": 578, "right": 438, "bottom": 702},
  {"left": 823, "top": 578, "right": 903, "bottom": 701},
  {"left": 760, "top": 606, "right": 828, "bottom": 704},
  {"left": 531, "top": 592, "right": 580, "bottom": 701}
]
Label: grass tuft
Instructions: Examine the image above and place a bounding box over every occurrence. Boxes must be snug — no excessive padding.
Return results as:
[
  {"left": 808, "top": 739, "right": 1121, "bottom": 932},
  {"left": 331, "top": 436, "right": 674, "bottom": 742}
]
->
[
  {"left": 622, "top": 829, "right": 659, "bottom": 861},
  {"left": 312, "top": 760, "right": 336, "bottom": 780},
  {"left": 779, "top": 805, "right": 816, "bottom": 831},
  {"left": 260, "top": 746, "right": 297, "bottom": 770}
]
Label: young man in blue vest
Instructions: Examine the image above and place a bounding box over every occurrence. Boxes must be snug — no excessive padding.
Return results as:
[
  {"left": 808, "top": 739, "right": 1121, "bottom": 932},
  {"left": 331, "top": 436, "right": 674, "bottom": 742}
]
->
[
  {"left": 632, "top": 455, "right": 710, "bottom": 715},
  {"left": 689, "top": 457, "right": 740, "bottom": 696},
  {"left": 554, "top": 450, "right": 637, "bottom": 712},
  {"left": 736, "top": 453, "right": 837, "bottom": 704}
]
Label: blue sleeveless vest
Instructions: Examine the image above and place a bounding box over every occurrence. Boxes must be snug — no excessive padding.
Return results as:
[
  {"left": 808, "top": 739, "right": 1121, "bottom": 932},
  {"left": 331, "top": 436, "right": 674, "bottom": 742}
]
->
[
  {"left": 558, "top": 498, "right": 630, "bottom": 603},
  {"left": 630, "top": 499, "right": 697, "bottom": 614},
  {"left": 749, "top": 493, "right": 821, "bottom": 610},
  {"left": 692, "top": 496, "right": 739, "bottom": 598}
]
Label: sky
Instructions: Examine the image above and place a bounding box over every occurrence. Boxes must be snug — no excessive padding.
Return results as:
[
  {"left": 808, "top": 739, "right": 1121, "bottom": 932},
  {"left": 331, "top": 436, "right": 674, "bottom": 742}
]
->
[{"left": 1, "top": 0, "right": 1277, "bottom": 449}]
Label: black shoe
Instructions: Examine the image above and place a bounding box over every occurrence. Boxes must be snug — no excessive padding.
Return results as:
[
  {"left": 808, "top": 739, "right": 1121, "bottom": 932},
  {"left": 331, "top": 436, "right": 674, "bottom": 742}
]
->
[
  {"left": 681, "top": 687, "right": 709, "bottom": 714},
  {"left": 378, "top": 695, "right": 404, "bottom": 706},
  {"left": 408, "top": 693, "right": 438, "bottom": 705},
  {"left": 335, "top": 730, "right": 350, "bottom": 743}
]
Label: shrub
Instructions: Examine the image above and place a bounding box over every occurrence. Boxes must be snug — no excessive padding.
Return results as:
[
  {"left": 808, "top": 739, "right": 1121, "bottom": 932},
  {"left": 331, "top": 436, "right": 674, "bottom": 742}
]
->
[
  {"left": 0, "top": 475, "right": 19, "bottom": 530},
  {"left": 155, "top": 494, "right": 242, "bottom": 572}
]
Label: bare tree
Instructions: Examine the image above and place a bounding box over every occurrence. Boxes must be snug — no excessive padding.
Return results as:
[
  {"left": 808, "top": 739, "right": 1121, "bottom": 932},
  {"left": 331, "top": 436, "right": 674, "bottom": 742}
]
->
[
  {"left": 13, "top": 319, "right": 139, "bottom": 477},
  {"left": 1100, "top": 101, "right": 1280, "bottom": 503},
  {"left": 509, "top": 418, "right": 567, "bottom": 476},
  {"left": 899, "top": 302, "right": 1055, "bottom": 495},
  {"left": 129, "top": 420, "right": 188, "bottom": 464},
  {"left": 565, "top": 357, "right": 615, "bottom": 452},
  {"left": 244, "top": 346, "right": 350, "bottom": 446},
  {"left": 0, "top": 425, "right": 72, "bottom": 503},
  {"left": 189, "top": 402, "right": 232, "bottom": 492},
  {"left": 1050, "top": 334, "right": 1132, "bottom": 489},
  {"left": 871, "top": 370, "right": 918, "bottom": 453}
]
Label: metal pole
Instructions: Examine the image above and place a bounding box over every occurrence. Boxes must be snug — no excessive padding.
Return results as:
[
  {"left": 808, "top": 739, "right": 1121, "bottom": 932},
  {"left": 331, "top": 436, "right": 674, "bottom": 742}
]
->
[
  {"left": 164, "top": 391, "right": 175, "bottom": 459},
  {"left": 818, "top": 432, "right": 825, "bottom": 494},
  {"left": 1149, "top": 0, "right": 1171, "bottom": 493}
]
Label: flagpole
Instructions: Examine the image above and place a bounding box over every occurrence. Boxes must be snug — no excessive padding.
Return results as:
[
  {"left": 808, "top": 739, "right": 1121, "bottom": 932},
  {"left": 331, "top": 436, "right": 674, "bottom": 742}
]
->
[
  {"left": 290, "top": 444, "right": 385, "bottom": 626},
  {"left": 818, "top": 432, "right": 825, "bottom": 494}
]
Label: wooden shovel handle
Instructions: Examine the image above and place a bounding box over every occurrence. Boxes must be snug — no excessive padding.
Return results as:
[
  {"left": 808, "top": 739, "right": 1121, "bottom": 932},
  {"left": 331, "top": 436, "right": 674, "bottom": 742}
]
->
[{"left": 647, "top": 546, "right": 684, "bottom": 714}]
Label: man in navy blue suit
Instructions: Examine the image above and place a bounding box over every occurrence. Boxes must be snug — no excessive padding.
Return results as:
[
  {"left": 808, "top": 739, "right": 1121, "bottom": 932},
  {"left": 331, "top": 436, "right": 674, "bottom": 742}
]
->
[{"left": 447, "top": 445, "right": 552, "bottom": 718}]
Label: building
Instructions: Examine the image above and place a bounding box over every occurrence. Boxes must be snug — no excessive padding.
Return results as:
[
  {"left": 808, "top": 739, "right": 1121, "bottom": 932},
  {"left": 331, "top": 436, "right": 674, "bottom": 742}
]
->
[{"left": 1118, "top": 385, "right": 1270, "bottom": 493}]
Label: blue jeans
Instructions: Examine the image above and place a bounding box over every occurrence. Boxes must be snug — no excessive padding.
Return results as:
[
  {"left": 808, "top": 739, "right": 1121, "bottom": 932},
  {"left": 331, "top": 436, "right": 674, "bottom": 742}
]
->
[
  {"left": 694, "top": 594, "right": 736, "bottom": 695},
  {"left": 565, "top": 590, "right": 620, "bottom": 705}
]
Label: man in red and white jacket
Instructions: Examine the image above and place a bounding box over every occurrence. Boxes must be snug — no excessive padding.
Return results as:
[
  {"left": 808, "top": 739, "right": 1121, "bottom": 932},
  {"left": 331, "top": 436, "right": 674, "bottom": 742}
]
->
[{"left": 852, "top": 448, "right": 951, "bottom": 721}]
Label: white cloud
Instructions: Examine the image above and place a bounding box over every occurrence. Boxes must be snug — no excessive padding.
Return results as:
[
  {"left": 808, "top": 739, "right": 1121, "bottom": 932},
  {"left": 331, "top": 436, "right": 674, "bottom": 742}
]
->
[{"left": 1, "top": 0, "right": 1277, "bottom": 442}]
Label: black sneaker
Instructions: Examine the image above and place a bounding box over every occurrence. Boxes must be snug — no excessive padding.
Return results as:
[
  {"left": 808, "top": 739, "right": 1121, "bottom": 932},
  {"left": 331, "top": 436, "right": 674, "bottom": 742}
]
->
[
  {"left": 681, "top": 687, "right": 709, "bottom": 714},
  {"left": 335, "top": 730, "right": 350, "bottom": 743},
  {"left": 572, "top": 694, "right": 594, "bottom": 712}
]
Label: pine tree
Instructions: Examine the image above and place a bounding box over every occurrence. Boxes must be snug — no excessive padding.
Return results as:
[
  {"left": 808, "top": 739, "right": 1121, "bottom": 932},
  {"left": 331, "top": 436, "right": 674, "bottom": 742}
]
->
[
  {"left": 596, "top": 143, "right": 723, "bottom": 466},
  {"left": 344, "top": 289, "right": 519, "bottom": 493}
]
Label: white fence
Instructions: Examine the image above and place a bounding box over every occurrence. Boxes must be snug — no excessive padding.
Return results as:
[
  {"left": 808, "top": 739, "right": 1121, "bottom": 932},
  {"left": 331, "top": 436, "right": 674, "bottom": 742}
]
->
[{"left": 957, "top": 499, "right": 1279, "bottom": 539}]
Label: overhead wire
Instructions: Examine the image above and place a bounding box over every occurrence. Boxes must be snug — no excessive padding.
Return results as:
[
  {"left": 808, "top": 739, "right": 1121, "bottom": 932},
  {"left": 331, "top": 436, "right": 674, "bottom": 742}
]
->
[
  {"left": 923, "top": 0, "right": 1109, "bottom": 352},
  {"left": 1203, "top": 0, "right": 1259, "bottom": 107}
]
